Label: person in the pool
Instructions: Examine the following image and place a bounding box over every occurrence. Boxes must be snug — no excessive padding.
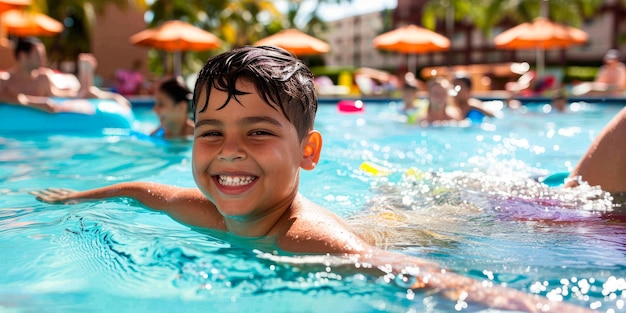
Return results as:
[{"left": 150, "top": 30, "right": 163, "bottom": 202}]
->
[
  {"left": 150, "top": 76, "right": 194, "bottom": 139},
  {"left": 0, "top": 36, "right": 129, "bottom": 113},
  {"left": 31, "top": 46, "right": 596, "bottom": 313},
  {"left": 401, "top": 71, "right": 419, "bottom": 113},
  {"left": 449, "top": 74, "right": 494, "bottom": 122},
  {"left": 410, "top": 76, "right": 455, "bottom": 125},
  {"left": 565, "top": 106, "right": 626, "bottom": 201}
]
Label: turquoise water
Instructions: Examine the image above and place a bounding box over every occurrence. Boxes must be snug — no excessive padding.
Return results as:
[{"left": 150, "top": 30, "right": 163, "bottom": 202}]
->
[{"left": 1, "top": 101, "right": 625, "bottom": 312}]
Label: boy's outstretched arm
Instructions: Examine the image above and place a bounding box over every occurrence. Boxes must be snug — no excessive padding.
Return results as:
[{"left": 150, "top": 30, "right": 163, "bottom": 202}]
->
[
  {"left": 30, "top": 183, "right": 222, "bottom": 229},
  {"left": 358, "top": 250, "right": 597, "bottom": 313}
]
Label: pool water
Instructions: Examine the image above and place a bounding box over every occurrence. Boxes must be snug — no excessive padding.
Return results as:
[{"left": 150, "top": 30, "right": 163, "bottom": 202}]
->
[{"left": 1, "top": 101, "right": 625, "bottom": 313}]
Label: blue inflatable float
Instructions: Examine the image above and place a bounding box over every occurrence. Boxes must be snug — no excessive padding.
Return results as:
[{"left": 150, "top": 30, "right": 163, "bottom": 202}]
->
[{"left": 0, "top": 98, "right": 135, "bottom": 134}]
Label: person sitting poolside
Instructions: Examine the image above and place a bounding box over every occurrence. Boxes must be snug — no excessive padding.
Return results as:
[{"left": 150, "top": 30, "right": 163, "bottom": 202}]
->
[
  {"left": 450, "top": 74, "right": 495, "bottom": 122},
  {"left": 594, "top": 49, "right": 626, "bottom": 92},
  {"left": 572, "top": 49, "right": 626, "bottom": 96},
  {"left": 505, "top": 70, "right": 558, "bottom": 99},
  {"left": 150, "top": 76, "right": 194, "bottom": 139},
  {"left": 0, "top": 36, "right": 130, "bottom": 113},
  {"left": 31, "top": 46, "right": 596, "bottom": 313},
  {"left": 114, "top": 59, "right": 145, "bottom": 96}
]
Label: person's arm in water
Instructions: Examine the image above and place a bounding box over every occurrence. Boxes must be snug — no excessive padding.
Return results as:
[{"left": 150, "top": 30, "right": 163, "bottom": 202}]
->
[
  {"left": 467, "top": 98, "right": 495, "bottom": 118},
  {"left": 0, "top": 77, "right": 57, "bottom": 113},
  {"left": 323, "top": 249, "right": 596, "bottom": 313},
  {"left": 30, "top": 183, "right": 222, "bottom": 229},
  {"left": 565, "top": 106, "right": 626, "bottom": 193}
]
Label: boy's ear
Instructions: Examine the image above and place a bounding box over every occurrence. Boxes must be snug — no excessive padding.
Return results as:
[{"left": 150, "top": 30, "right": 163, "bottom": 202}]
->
[{"left": 301, "top": 130, "right": 322, "bottom": 170}]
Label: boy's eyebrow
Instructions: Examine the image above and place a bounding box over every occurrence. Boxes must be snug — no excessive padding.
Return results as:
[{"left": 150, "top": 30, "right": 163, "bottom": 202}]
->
[{"left": 195, "top": 116, "right": 284, "bottom": 128}]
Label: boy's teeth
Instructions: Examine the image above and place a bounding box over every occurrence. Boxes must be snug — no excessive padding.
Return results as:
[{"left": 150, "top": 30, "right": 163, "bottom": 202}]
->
[{"left": 218, "top": 175, "right": 255, "bottom": 186}]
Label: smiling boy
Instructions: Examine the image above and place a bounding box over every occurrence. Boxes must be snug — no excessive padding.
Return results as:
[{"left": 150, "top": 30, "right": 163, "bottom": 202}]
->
[{"left": 32, "top": 46, "right": 596, "bottom": 313}]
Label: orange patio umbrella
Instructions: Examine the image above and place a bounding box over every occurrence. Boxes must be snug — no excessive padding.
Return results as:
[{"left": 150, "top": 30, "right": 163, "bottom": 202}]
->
[
  {"left": 373, "top": 24, "right": 450, "bottom": 54},
  {"left": 254, "top": 29, "right": 330, "bottom": 56},
  {"left": 1, "top": 9, "right": 63, "bottom": 37},
  {"left": 0, "top": 0, "right": 30, "bottom": 13},
  {"left": 493, "top": 17, "right": 588, "bottom": 75},
  {"left": 129, "top": 20, "right": 221, "bottom": 76},
  {"left": 373, "top": 24, "right": 450, "bottom": 74},
  {"left": 0, "top": 0, "right": 30, "bottom": 48}
]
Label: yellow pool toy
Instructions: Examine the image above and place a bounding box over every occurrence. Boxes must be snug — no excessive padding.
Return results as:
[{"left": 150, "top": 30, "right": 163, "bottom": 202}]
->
[{"left": 359, "top": 161, "right": 392, "bottom": 176}]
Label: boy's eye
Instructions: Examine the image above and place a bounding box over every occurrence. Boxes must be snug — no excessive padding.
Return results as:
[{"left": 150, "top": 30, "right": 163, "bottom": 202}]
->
[
  {"left": 249, "top": 130, "right": 273, "bottom": 136},
  {"left": 198, "top": 131, "right": 221, "bottom": 137}
]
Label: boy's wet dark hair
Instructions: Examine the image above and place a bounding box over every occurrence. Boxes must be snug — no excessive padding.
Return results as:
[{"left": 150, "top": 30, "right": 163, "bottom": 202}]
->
[
  {"left": 159, "top": 76, "right": 192, "bottom": 112},
  {"left": 193, "top": 45, "right": 317, "bottom": 140},
  {"left": 14, "top": 36, "right": 41, "bottom": 60}
]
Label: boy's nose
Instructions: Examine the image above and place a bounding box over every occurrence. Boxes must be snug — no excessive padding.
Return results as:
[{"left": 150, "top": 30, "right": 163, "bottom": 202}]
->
[{"left": 218, "top": 138, "right": 246, "bottom": 161}]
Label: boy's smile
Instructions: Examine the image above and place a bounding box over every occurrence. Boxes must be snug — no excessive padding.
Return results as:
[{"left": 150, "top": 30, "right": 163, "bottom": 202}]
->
[{"left": 192, "top": 79, "right": 310, "bottom": 233}]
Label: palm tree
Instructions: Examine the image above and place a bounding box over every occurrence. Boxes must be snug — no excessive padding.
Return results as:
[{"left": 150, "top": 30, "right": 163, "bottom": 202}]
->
[
  {"left": 421, "top": 0, "right": 488, "bottom": 65},
  {"left": 281, "top": 0, "right": 353, "bottom": 33},
  {"left": 420, "top": 0, "right": 603, "bottom": 66},
  {"left": 479, "top": 0, "right": 602, "bottom": 34}
]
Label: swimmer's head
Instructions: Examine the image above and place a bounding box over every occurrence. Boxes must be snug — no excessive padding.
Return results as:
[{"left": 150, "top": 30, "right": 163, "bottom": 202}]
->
[
  {"left": 604, "top": 49, "right": 620, "bottom": 63},
  {"left": 192, "top": 46, "right": 317, "bottom": 140}
]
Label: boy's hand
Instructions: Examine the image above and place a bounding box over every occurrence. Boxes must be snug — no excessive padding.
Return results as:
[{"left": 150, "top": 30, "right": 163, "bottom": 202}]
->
[{"left": 30, "top": 188, "right": 79, "bottom": 204}]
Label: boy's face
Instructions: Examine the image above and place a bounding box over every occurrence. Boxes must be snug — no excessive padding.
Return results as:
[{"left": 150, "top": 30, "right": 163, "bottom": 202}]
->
[{"left": 192, "top": 79, "right": 320, "bottom": 222}]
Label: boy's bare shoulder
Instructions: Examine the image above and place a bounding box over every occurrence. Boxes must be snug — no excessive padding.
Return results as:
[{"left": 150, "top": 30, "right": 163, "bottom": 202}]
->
[
  {"left": 275, "top": 195, "right": 369, "bottom": 255},
  {"left": 165, "top": 187, "right": 224, "bottom": 229}
]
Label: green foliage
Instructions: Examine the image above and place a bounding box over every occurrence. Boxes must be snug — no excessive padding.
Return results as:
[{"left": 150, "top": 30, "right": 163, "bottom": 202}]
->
[
  {"left": 422, "top": 0, "right": 603, "bottom": 38},
  {"left": 310, "top": 65, "right": 354, "bottom": 84},
  {"left": 564, "top": 66, "right": 598, "bottom": 83},
  {"left": 477, "top": 0, "right": 603, "bottom": 37}
]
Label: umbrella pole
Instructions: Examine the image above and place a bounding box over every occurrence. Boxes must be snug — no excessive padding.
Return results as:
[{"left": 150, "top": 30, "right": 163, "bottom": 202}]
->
[
  {"left": 174, "top": 51, "right": 182, "bottom": 77},
  {"left": 536, "top": 47, "right": 545, "bottom": 77},
  {"left": 161, "top": 51, "right": 168, "bottom": 76},
  {"left": 407, "top": 54, "right": 417, "bottom": 75}
]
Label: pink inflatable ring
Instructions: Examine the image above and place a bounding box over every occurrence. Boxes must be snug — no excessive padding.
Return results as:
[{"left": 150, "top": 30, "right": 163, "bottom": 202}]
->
[{"left": 337, "top": 100, "right": 364, "bottom": 113}]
